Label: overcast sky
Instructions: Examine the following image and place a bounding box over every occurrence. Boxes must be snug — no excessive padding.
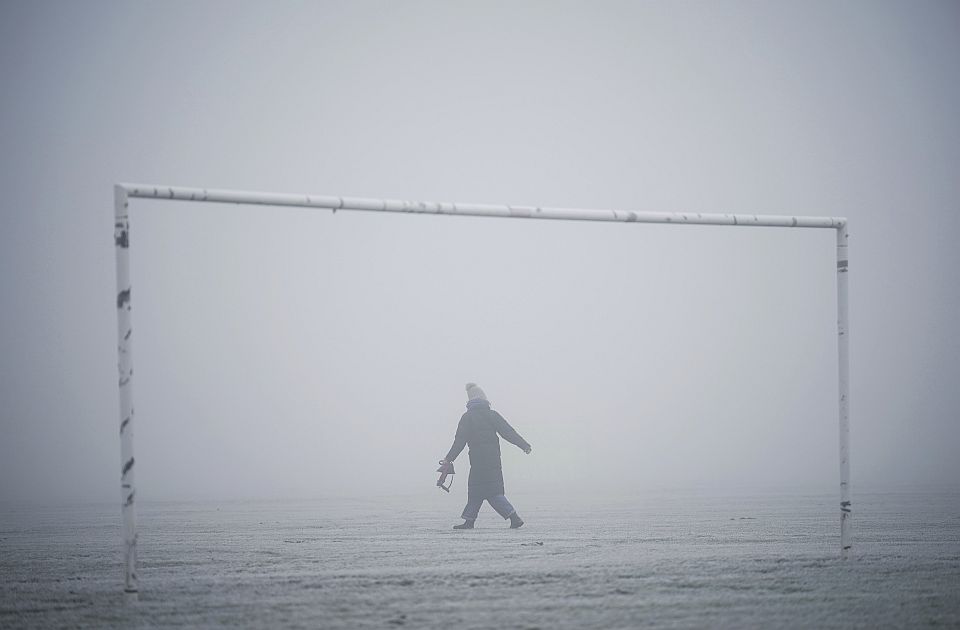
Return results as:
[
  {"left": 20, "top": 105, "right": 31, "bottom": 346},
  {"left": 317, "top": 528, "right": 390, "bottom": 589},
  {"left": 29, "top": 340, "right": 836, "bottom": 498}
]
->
[{"left": 1, "top": 0, "right": 958, "bottom": 504}]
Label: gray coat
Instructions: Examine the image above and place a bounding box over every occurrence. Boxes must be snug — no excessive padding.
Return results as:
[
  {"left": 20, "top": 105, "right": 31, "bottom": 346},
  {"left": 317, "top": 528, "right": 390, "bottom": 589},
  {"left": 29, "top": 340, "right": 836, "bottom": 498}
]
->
[{"left": 445, "top": 406, "right": 530, "bottom": 498}]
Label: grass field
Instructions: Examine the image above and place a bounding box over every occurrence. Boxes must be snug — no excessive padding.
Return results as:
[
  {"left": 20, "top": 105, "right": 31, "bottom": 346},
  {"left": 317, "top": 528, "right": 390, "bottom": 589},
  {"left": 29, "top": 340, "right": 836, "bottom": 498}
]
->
[{"left": 1, "top": 489, "right": 958, "bottom": 628}]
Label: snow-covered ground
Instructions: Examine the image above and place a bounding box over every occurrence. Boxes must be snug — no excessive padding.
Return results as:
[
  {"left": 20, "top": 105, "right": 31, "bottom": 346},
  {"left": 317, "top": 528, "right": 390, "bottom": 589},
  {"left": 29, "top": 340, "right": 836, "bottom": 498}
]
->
[{"left": 1, "top": 490, "right": 958, "bottom": 628}]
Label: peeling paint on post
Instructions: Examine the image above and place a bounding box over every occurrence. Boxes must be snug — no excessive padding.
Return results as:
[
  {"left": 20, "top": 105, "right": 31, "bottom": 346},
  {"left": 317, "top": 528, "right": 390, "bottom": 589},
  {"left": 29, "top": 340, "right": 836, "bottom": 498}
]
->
[
  {"left": 837, "top": 223, "right": 851, "bottom": 558},
  {"left": 114, "top": 185, "right": 138, "bottom": 600}
]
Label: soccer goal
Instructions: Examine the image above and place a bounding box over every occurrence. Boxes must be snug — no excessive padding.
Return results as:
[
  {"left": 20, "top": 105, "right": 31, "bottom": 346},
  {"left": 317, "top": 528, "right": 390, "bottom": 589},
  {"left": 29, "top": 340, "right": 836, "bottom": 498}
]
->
[{"left": 113, "top": 183, "right": 851, "bottom": 598}]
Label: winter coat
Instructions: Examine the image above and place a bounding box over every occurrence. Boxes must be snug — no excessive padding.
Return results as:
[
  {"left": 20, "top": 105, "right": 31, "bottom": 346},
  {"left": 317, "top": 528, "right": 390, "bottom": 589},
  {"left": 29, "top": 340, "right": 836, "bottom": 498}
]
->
[{"left": 445, "top": 405, "right": 531, "bottom": 498}]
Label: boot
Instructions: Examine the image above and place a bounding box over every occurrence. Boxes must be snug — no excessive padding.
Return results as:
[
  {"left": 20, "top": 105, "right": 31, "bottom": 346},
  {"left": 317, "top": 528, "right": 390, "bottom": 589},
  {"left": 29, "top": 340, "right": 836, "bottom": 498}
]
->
[
  {"left": 508, "top": 513, "right": 524, "bottom": 529},
  {"left": 453, "top": 519, "right": 475, "bottom": 530}
]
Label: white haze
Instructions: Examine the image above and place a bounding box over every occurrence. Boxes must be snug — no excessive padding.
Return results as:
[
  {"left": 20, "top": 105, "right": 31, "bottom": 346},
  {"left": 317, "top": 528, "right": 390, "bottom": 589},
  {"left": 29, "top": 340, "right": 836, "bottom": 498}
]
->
[{"left": 0, "top": 1, "right": 958, "bottom": 503}]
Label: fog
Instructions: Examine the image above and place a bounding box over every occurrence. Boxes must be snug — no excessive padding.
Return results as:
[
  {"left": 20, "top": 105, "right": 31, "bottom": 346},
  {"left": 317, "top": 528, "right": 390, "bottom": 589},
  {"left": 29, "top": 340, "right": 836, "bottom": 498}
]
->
[{"left": 1, "top": 1, "right": 958, "bottom": 504}]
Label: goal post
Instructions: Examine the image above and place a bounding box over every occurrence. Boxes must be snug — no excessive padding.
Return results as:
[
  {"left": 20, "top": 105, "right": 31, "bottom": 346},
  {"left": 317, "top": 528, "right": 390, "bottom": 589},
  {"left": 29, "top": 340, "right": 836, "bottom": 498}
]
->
[{"left": 113, "top": 183, "right": 851, "bottom": 598}]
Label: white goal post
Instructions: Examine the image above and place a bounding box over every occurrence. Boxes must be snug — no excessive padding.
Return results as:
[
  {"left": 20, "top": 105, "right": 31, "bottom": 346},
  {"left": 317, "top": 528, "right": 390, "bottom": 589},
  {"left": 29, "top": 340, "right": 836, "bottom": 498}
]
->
[{"left": 113, "top": 183, "right": 851, "bottom": 598}]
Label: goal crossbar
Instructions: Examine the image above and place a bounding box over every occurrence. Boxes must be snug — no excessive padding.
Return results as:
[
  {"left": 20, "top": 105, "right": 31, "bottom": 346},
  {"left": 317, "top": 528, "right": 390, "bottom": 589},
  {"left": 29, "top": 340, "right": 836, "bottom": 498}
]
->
[
  {"left": 118, "top": 183, "right": 846, "bottom": 228},
  {"left": 113, "top": 183, "right": 851, "bottom": 598}
]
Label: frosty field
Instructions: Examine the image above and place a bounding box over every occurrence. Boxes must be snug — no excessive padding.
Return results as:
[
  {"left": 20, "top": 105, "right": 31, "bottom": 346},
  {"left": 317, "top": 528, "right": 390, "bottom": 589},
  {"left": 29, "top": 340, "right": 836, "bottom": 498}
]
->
[{"left": 1, "top": 490, "right": 958, "bottom": 629}]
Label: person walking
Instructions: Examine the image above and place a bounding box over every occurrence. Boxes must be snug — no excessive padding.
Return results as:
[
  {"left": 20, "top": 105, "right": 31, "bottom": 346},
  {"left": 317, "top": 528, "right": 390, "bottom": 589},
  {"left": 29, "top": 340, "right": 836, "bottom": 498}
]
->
[{"left": 441, "top": 383, "right": 532, "bottom": 529}]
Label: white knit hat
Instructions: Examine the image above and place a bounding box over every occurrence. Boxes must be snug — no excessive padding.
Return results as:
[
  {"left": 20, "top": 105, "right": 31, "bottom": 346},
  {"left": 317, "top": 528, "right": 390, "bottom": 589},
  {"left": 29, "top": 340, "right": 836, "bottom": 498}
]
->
[{"left": 465, "top": 382, "right": 488, "bottom": 402}]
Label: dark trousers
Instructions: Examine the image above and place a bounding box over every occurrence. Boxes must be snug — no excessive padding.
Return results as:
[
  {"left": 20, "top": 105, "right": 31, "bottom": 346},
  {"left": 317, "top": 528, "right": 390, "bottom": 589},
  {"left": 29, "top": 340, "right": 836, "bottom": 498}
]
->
[{"left": 461, "top": 494, "right": 516, "bottom": 520}]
